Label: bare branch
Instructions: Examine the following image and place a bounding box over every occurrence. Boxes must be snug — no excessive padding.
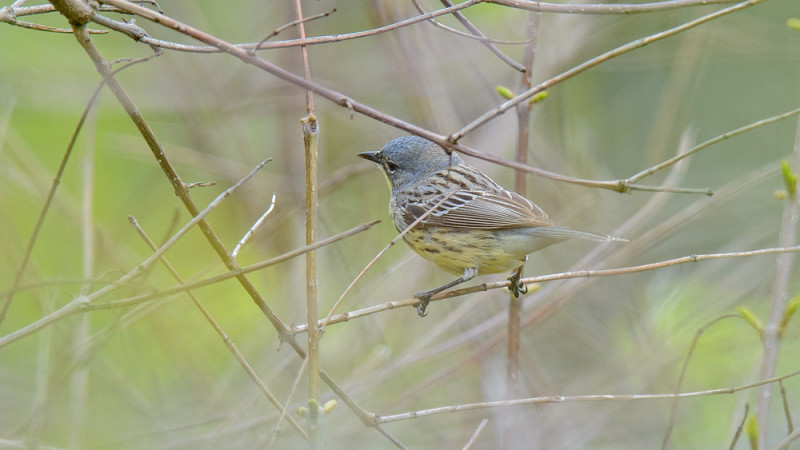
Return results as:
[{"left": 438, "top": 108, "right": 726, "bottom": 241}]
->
[
  {"left": 489, "top": 0, "right": 740, "bottom": 14},
  {"left": 293, "top": 246, "right": 800, "bottom": 332},
  {"left": 232, "top": 192, "right": 276, "bottom": 259},
  {"left": 375, "top": 368, "right": 800, "bottom": 423}
]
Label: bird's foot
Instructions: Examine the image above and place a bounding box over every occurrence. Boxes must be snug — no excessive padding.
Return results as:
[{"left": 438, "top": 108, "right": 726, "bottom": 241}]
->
[
  {"left": 413, "top": 291, "right": 433, "bottom": 317},
  {"left": 507, "top": 269, "right": 527, "bottom": 298}
]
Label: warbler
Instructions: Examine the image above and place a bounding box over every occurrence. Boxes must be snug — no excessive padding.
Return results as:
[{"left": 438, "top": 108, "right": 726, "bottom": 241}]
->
[{"left": 358, "top": 136, "right": 622, "bottom": 316}]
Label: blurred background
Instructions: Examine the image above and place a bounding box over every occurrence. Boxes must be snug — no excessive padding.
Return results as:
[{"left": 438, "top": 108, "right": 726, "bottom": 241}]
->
[{"left": 1, "top": 0, "right": 800, "bottom": 448}]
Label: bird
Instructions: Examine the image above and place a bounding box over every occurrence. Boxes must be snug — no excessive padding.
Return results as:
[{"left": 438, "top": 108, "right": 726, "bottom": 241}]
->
[{"left": 358, "top": 136, "right": 623, "bottom": 316}]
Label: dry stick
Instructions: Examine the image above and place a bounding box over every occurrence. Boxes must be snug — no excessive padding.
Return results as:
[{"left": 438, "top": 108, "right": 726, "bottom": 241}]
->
[
  {"left": 410, "top": 0, "right": 529, "bottom": 45},
  {"left": 0, "top": 155, "right": 270, "bottom": 349},
  {"left": 232, "top": 192, "right": 276, "bottom": 259},
  {"left": 489, "top": 0, "right": 740, "bottom": 13},
  {"left": 729, "top": 404, "right": 751, "bottom": 450},
  {"left": 660, "top": 314, "right": 745, "bottom": 450},
  {"left": 294, "top": 246, "right": 800, "bottom": 332},
  {"left": 128, "top": 217, "right": 309, "bottom": 442},
  {"left": 756, "top": 115, "right": 800, "bottom": 448},
  {"left": 94, "top": 0, "right": 704, "bottom": 196},
  {"left": 0, "top": 46, "right": 157, "bottom": 327},
  {"left": 292, "top": 1, "right": 321, "bottom": 441},
  {"left": 249, "top": 8, "right": 336, "bottom": 56},
  {"left": 375, "top": 368, "right": 800, "bottom": 424},
  {"left": 779, "top": 380, "right": 794, "bottom": 434},
  {"left": 448, "top": 0, "right": 768, "bottom": 144},
  {"left": 438, "top": 0, "right": 525, "bottom": 72},
  {"left": 627, "top": 106, "right": 800, "bottom": 185},
  {"left": 462, "top": 418, "right": 490, "bottom": 450}
]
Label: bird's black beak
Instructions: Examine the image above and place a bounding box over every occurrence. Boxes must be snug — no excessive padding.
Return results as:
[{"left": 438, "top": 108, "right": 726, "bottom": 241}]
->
[{"left": 357, "top": 151, "right": 380, "bottom": 164}]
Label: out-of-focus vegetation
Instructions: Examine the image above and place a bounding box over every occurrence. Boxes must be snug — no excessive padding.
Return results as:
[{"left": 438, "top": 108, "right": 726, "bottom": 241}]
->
[{"left": 1, "top": 0, "right": 799, "bottom": 448}]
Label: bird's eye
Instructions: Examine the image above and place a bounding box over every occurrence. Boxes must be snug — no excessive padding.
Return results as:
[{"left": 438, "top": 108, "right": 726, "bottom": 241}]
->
[{"left": 386, "top": 161, "right": 399, "bottom": 173}]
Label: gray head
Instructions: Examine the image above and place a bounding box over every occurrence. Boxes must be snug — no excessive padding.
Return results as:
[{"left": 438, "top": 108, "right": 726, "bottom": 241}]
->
[{"left": 358, "top": 136, "right": 463, "bottom": 191}]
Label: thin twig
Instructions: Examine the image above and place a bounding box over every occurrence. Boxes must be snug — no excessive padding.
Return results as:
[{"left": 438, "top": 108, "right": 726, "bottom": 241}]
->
[
  {"left": 779, "top": 380, "right": 795, "bottom": 434},
  {"left": 232, "top": 192, "right": 276, "bottom": 258},
  {"left": 489, "top": 0, "right": 740, "bottom": 13},
  {"left": 250, "top": 8, "right": 336, "bottom": 55},
  {"left": 729, "top": 404, "right": 750, "bottom": 450},
  {"left": 375, "top": 368, "right": 800, "bottom": 423},
  {"left": 438, "top": 0, "right": 525, "bottom": 71},
  {"left": 462, "top": 418, "right": 490, "bottom": 450},
  {"left": 627, "top": 107, "right": 800, "bottom": 185},
  {"left": 410, "top": 0, "right": 530, "bottom": 45}
]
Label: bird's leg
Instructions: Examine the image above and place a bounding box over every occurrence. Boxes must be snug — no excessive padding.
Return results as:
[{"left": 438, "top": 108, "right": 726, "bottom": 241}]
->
[
  {"left": 507, "top": 264, "right": 527, "bottom": 298},
  {"left": 414, "top": 267, "right": 478, "bottom": 317}
]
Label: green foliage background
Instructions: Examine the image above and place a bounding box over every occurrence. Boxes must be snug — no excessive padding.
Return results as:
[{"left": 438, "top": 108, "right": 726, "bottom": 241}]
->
[{"left": 1, "top": 0, "right": 800, "bottom": 448}]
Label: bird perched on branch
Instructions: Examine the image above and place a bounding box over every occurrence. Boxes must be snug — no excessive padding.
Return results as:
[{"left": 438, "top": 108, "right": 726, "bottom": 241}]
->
[{"left": 359, "top": 136, "right": 624, "bottom": 316}]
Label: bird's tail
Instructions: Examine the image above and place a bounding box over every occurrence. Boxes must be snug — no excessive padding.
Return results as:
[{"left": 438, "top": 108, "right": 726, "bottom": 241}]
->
[{"left": 536, "top": 226, "right": 628, "bottom": 243}]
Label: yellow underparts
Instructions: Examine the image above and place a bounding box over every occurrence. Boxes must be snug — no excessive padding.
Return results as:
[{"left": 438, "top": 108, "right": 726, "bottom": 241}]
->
[{"left": 402, "top": 227, "right": 525, "bottom": 276}]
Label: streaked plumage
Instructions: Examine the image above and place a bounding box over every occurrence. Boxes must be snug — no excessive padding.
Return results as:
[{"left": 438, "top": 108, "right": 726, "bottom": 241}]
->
[{"left": 359, "top": 136, "right": 621, "bottom": 315}]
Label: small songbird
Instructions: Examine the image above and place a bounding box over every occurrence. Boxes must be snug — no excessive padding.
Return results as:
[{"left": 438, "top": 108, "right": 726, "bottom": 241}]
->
[{"left": 359, "top": 136, "right": 622, "bottom": 316}]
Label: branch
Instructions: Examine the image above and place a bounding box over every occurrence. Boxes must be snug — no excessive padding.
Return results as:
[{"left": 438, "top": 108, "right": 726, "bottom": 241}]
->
[
  {"left": 374, "top": 367, "right": 800, "bottom": 423},
  {"left": 488, "top": 0, "right": 741, "bottom": 14},
  {"left": 94, "top": 0, "right": 711, "bottom": 195},
  {"left": 292, "top": 246, "right": 800, "bottom": 332}
]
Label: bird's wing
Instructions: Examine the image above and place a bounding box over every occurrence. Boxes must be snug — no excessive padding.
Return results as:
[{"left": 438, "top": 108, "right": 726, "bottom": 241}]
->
[{"left": 400, "top": 168, "right": 553, "bottom": 230}]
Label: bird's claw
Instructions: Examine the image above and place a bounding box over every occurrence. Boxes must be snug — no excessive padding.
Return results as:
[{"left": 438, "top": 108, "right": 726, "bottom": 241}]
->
[
  {"left": 414, "top": 292, "right": 432, "bottom": 317},
  {"left": 507, "top": 273, "right": 527, "bottom": 298}
]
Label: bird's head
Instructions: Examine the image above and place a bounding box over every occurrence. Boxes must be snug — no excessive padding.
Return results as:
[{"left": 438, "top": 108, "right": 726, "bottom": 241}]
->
[{"left": 358, "top": 136, "right": 463, "bottom": 191}]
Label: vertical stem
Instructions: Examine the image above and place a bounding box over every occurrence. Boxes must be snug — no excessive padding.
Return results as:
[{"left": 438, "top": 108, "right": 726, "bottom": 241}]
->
[
  {"left": 755, "top": 116, "right": 800, "bottom": 448},
  {"left": 294, "top": 1, "right": 319, "bottom": 444},
  {"left": 504, "top": 11, "right": 541, "bottom": 450},
  {"left": 294, "top": 0, "right": 314, "bottom": 115},
  {"left": 303, "top": 115, "right": 320, "bottom": 446}
]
